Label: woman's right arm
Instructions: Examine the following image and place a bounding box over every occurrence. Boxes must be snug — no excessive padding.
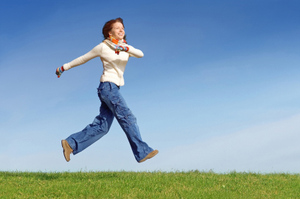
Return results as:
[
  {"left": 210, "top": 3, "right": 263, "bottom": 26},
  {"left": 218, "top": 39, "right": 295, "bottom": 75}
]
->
[{"left": 63, "top": 44, "right": 103, "bottom": 71}]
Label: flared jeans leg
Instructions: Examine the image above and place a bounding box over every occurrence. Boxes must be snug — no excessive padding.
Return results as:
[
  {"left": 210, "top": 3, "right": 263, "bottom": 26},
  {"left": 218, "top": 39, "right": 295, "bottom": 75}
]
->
[
  {"left": 66, "top": 101, "right": 114, "bottom": 155},
  {"left": 65, "top": 82, "right": 154, "bottom": 162}
]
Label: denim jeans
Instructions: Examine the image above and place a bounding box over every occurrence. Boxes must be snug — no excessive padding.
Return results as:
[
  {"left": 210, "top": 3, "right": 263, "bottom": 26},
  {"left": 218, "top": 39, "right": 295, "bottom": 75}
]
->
[{"left": 65, "top": 82, "right": 154, "bottom": 162}]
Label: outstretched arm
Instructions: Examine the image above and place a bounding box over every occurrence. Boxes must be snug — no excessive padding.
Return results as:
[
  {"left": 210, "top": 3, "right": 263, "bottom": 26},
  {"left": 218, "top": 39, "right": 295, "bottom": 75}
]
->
[
  {"left": 55, "top": 44, "right": 102, "bottom": 78},
  {"left": 63, "top": 45, "right": 102, "bottom": 70}
]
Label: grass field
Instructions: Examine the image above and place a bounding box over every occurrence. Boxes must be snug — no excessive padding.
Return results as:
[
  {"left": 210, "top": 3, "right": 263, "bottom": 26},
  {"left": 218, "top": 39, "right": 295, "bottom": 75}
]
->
[{"left": 0, "top": 171, "right": 299, "bottom": 198}]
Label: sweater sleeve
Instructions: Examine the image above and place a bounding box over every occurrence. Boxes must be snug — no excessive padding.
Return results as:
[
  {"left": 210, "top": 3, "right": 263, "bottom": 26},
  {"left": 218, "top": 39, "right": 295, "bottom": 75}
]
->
[
  {"left": 127, "top": 45, "right": 144, "bottom": 58},
  {"left": 63, "top": 44, "right": 103, "bottom": 71}
]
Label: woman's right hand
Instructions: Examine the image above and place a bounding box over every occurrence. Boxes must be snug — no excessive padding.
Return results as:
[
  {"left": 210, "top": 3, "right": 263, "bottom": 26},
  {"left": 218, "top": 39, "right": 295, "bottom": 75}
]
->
[{"left": 56, "top": 66, "right": 64, "bottom": 78}]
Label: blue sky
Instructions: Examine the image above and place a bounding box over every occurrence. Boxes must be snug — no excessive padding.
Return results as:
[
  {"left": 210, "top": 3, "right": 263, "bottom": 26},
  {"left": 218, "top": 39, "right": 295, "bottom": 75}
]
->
[{"left": 1, "top": 0, "right": 300, "bottom": 173}]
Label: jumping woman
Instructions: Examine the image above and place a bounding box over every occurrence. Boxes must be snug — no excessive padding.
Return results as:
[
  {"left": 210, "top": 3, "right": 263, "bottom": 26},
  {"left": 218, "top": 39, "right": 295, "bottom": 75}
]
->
[{"left": 56, "top": 18, "right": 158, "bottom": 163}]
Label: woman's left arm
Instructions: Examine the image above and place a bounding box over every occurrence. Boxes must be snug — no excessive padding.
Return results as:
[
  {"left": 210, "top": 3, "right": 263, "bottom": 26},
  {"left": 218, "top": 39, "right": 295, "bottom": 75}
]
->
[{"left": 127, "top": 45, "right": 144, "bottom": 58}]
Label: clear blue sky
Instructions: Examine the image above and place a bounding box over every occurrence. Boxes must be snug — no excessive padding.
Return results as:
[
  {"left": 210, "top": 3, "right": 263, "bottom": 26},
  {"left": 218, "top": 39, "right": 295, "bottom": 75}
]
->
[{"left": 1, "top": 0, "right": 300, "bottom": 173}]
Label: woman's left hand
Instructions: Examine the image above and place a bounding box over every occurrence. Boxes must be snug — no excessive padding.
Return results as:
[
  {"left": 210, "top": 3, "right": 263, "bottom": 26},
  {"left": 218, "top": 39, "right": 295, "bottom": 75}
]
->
[{"left": 114, "top": 45, "right": 129, "bottom": 54}]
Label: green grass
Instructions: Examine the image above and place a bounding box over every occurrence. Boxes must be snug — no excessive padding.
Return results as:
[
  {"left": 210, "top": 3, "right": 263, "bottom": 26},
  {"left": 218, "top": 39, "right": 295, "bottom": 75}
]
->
[{"left": 0, "top": 171, "right": 299, "bottom": 198}]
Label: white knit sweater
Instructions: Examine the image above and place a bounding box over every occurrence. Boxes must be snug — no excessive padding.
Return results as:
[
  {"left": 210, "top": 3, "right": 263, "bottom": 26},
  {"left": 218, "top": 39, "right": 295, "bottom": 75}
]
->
[{"left": 63, "top": 40, "right": 144, "bottom": 86}]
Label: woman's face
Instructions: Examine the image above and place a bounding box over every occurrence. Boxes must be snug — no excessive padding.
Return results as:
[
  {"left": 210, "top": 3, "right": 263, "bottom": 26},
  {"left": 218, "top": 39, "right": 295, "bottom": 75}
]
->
[{"left": 109, "top": 22, "right": 125, "bottom": 40}]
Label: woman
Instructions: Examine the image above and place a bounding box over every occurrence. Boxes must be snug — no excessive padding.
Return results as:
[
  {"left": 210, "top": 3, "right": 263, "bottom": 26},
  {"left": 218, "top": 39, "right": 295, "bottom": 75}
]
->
[{"left": 56, "top": 18, "right": 158, "bottom": 163}]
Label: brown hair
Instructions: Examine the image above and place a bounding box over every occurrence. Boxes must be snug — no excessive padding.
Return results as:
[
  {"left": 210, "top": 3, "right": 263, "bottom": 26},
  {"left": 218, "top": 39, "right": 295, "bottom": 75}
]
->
[{"left": 102, "top": 17, "right": 126, "bottom": 40}]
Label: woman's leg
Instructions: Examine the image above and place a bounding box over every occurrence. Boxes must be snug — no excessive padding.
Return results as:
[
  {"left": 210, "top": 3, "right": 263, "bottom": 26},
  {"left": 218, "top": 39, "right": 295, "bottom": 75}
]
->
[
  {"left": 65, "top": 99, "right": 114, "bottom": 155},
  {"left": 98, "top": 82, "right": 155, "bottom": 162}
]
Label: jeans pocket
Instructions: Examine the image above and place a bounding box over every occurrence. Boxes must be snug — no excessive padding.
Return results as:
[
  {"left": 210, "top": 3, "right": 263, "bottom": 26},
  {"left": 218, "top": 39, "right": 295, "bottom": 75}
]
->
[
  {"left": 114, "top": 99, "right": 136, "bottom": 126},
  {"left": 98, "top": 82, "right": 110, "bottom": 99}
]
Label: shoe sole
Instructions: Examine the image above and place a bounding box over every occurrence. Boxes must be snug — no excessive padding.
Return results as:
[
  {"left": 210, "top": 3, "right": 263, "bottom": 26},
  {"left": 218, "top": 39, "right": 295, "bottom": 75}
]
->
[
  {"left": 139, "top": 150, "right": 159, "bottom": 163},
  {"left": 61, "top": 140, "right": 72, "bottom": 162}
]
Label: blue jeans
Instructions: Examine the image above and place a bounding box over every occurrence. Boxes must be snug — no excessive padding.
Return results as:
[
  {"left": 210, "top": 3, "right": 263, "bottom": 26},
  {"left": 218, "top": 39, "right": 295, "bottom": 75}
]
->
[{"left": 65, "top": 82, "right": 154, "bottom": 162}]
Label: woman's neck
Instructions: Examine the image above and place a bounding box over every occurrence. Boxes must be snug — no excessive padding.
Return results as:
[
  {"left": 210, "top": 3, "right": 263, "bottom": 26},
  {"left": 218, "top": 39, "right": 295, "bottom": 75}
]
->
[{"left": 109, "top": 35, "right": 126, "bottom": 44}]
